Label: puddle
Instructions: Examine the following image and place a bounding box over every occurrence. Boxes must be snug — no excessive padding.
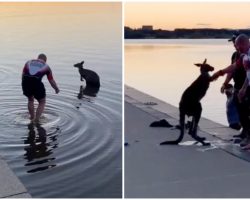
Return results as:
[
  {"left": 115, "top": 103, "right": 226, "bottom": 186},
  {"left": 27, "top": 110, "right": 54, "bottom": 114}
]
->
[
  {"left": 179, "top": 140, "right": 239, "bottom": 152},
  {"left": 179, "top": 141, "right": 200, "bottom": 146}
]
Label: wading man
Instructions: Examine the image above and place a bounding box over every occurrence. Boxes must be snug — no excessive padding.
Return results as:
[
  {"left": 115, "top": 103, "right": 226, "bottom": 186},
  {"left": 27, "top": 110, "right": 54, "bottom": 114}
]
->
[{"left": 22, "top": 54, "right": 60, "bottom": 123}]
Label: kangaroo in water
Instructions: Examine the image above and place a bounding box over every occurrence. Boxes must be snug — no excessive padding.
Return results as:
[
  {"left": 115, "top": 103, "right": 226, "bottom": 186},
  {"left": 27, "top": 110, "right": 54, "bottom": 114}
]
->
[
  {"left": 74, "top": 61, "right": 100, "bottom": 87},
  {"left": 160, "top": 59, "right": 214, "bottom": 146}
]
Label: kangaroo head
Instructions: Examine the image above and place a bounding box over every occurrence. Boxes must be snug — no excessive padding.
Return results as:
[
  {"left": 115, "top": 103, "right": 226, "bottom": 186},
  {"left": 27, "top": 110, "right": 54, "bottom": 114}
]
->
[
  {"left": 74, "top": 61, "right": 84, "bottom": 69},
  {"left": 194, "top": 59, "right": 214, "bottom": 72}
]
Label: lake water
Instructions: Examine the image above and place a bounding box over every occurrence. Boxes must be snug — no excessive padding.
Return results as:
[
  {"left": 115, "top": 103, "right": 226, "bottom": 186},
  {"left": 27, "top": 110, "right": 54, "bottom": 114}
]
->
[
  {"left": 125, "top": 39, "right": 237, "bottom": 126},
  {"left": 0, "top": 3, "right": 122, "bottom": 198}
]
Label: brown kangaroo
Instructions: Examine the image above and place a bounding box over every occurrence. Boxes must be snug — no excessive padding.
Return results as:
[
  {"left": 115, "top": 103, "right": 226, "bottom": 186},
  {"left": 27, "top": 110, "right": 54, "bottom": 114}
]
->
[
  {"left": 74, "top": 61, "right": 100, "bottom": 88},
  {"left": 160, "top": 59, "right": 214, "bottom": 146}
]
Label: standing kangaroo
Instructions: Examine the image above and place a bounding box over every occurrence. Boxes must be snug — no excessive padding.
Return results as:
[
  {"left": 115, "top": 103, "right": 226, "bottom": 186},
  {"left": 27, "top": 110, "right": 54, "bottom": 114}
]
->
[
  {"left": 74, "top": 61, "right": 100, "bottom": 88},
  {"left": 160, "top": 59, "right": 214, "bottom": 146}
]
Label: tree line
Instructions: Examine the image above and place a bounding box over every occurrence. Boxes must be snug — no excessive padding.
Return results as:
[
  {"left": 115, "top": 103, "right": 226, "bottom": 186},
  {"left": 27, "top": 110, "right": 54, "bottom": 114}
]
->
[{"left": 125, "top": 26, "right": 250, "bottom": 39}]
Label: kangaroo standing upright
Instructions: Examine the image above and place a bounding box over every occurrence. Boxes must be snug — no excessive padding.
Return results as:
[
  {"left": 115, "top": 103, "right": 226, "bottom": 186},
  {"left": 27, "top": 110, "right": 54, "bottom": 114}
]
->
[
  {"left": 160, "top": 59, "right": 214, "bottom": 146},
  {"left": 74, "top": 61, "right": 100, "bottom": 88}
]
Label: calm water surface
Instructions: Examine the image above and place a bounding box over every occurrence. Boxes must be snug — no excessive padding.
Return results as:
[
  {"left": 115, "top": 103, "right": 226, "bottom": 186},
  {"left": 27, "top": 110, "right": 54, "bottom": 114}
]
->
[
  {"left": 0, "top": 3, "right": 122, "bottom": 198},
  {"left": 125, "top": 39, "right": 237, "bottom": 126}
]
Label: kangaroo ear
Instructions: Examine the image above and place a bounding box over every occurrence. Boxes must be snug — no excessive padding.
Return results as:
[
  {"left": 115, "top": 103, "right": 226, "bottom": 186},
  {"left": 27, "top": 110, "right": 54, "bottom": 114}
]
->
[
  {"left": 81, "top": 61, "right": 84, "bottom": 65},
  {"left": 194, "top": 63, "right": 201, "bottom": 67},
  {"left": 203, "top": 58, "right": 207, "bottom": 65}
]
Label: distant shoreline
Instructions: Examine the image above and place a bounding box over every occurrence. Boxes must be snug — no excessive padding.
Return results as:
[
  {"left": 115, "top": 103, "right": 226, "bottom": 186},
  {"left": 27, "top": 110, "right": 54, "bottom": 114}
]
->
[{"left": 125, "top": 26, "right": 250, "bottom": 39}]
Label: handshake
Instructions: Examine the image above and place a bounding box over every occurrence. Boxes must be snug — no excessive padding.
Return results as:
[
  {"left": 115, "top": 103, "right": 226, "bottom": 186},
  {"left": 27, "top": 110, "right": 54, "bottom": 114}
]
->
[{"left": 210, "top": 69, "right": 225, "bottom": 81}]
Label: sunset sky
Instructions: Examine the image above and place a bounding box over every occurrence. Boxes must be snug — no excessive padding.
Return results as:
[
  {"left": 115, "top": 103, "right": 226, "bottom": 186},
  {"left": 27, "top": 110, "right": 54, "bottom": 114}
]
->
[
  {"left": 125, "top": 2, "right": 250, "bottom": 30},
  {"left": 0, "top": 2, "right": 121, "bottom": 42},
  {"left": 0, "top": 2, "right": 121, "bottom": 66}
]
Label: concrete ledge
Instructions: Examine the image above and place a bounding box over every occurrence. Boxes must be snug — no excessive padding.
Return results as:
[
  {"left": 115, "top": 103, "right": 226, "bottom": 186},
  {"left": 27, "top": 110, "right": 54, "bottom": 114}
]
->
[
  {"left": 5, "top": 193, "right": 31, "bottom": 198},
  {"left": 0, "top": 156, "right": 31, "bottom": 198}
]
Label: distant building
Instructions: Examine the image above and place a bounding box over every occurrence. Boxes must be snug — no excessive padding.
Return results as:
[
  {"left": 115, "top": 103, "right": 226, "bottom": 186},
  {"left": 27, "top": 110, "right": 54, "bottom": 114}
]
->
[{"left": 141, "top": 25, "right": 153, "bottom": 31}]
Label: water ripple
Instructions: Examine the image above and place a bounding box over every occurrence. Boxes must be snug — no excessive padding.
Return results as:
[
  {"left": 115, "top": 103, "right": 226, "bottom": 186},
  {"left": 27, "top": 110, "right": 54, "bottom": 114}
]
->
[{"left": 0, "top": 65, "right": 122, "bottom": 197}]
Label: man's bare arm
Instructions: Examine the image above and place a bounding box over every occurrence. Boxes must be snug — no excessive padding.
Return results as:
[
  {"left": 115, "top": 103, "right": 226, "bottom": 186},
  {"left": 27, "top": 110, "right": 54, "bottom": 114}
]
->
[
  {"left": 211, "top": 63, "right": 237, "bottom": 81},
  {"left": 220, "top": 72, "right": 233, "bottom": 93},
  {"left": 49, "top": 79, "right": 60, "bottom": 94},
  {"left": 238, "top": 77, "right": 249, "bottom": 102}
]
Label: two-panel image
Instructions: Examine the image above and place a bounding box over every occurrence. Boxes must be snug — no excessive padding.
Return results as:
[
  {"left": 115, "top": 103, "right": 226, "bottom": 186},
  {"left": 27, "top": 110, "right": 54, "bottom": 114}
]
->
[{"left": 1, "top": 1, "right": 250, "bottom": 199}]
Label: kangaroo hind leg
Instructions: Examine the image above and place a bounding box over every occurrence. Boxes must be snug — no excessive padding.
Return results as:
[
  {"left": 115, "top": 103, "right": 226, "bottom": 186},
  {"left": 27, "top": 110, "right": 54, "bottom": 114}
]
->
[{"left": 189, "top": 105, "right": 210, "bottom": 146}]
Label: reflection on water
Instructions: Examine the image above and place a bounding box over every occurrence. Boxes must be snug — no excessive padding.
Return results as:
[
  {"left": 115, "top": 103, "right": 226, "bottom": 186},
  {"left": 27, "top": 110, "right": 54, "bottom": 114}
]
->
[
  {"left": 125, "top": 39, "right": 234, "bottom": 125},
  {"left": 24, "top": 123, "right": 58, "bottom": 173},
  {"left": 76, "top": 84, "right": 100, "bottom": 107},
  {"left": 77, "top": 84, "right": 100, "bottom": 99}
]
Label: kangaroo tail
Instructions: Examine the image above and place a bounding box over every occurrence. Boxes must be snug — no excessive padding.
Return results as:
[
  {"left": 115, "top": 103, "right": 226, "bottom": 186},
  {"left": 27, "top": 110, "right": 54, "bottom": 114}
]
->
[
  {"left": 160, "top": 112, "right": 185, "bottom": 145},
  {"left": 159, "top": 133, "right": 184, "bottom": 145},
  {"left": 160, "top": 140, "right": 180, "bottom": 145}
]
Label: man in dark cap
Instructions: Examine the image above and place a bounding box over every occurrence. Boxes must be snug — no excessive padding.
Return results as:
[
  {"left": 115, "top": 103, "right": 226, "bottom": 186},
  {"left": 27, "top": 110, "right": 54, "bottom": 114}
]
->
[{"left": 220, "top": 33, "right": 243, "bottom": 131}]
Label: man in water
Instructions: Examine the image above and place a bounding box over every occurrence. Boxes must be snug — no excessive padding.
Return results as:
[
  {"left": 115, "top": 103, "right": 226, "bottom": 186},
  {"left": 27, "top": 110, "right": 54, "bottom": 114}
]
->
[
  {"left": 211, "top": 34, "right": 250, "bottom": 149},
  {"left": 22, "top": 54, "right": 60, "bottom": 123}
]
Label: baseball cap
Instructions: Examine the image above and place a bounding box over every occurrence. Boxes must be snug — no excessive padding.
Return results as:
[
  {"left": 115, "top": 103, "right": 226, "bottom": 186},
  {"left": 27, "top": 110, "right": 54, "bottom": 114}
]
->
[{"left": 228, "top": 32, "right": 240, "bottom": 42}]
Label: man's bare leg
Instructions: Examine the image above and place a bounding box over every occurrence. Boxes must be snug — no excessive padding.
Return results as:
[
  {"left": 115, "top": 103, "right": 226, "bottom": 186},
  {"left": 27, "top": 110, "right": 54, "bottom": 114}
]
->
[
  {"left": 28, "top": 97, "right": 35, "bottom": 120},
  {"left": 35, "top": 98, "right": 46, "bottom": 122}
]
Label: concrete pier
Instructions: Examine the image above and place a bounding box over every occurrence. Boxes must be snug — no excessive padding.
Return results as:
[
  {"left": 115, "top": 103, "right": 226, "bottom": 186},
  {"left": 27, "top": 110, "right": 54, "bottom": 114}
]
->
[
  {"left": 0, "top": 156, "right": 31, "bottom": 198},
  {"left": 125, "top": 85, "right": 250, "bottom": 198}
]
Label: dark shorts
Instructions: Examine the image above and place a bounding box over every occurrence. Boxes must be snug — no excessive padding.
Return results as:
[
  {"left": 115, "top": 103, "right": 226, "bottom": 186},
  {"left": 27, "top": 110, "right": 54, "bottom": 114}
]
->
[{"left": 22, "top": 76, "right": 46, "bottom": 101}]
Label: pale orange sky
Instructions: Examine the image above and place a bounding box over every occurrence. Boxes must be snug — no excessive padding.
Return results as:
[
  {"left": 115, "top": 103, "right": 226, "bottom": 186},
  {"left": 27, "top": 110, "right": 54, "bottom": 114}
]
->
[
  {"left": 0, "top": 2, "right": 121, "bottom": 30},
  {"left": 0, "top": 2, "right": 122, "bottom": 49},
  {"left": 0, "top": 2, "right": 120, "bottom": 16},
  {"left": 125, "top": 2, "right": 250, "bottom": 30}
]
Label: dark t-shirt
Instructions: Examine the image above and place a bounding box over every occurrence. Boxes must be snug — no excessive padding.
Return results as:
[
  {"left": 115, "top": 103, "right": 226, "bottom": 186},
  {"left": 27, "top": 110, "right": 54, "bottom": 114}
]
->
[{"left": 232, "top": 51, "right": 246, "bottom": 90}]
